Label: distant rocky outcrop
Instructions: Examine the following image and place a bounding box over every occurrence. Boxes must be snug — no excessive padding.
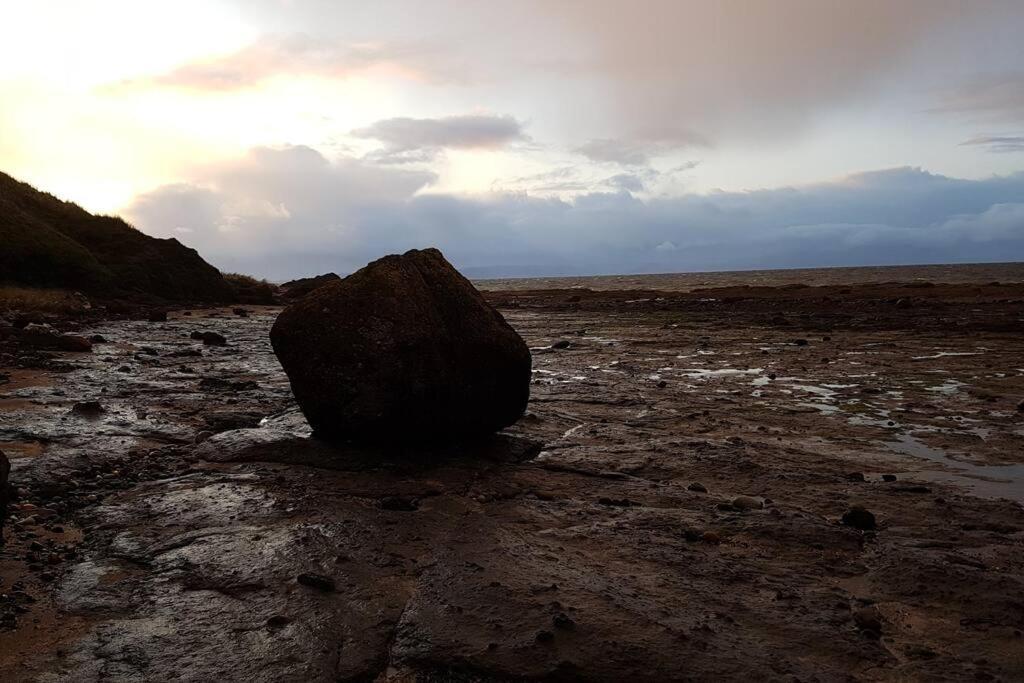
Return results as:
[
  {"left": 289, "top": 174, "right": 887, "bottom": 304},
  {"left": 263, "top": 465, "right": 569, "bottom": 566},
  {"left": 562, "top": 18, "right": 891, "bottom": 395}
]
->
[
  {"left": 270, "top": 248, "right": 531, "bottom": 443},
  {"left": 0, "top": 171, "right": 232, "bottom": 302},
  {"left": 278, "top": 273, "right": 342, "bottom": 300}
]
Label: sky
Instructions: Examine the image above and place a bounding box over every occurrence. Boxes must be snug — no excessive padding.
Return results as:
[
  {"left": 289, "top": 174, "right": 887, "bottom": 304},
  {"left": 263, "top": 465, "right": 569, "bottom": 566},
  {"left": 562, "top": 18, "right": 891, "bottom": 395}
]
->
[{"left": 1, "top": 0, "right": 1023, "bottom": 278}]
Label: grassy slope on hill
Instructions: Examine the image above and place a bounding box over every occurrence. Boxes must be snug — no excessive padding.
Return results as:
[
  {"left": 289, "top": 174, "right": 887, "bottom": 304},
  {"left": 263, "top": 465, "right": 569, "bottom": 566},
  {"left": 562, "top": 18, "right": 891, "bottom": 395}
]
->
[{"left": 0, "top": 172, "right": 232, "bottom": 302}]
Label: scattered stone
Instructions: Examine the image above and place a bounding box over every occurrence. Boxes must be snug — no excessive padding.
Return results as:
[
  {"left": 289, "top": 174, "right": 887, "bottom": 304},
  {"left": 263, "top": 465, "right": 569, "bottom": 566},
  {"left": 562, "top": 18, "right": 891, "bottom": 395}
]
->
[
  {"left": 792, "top": 339, "right": 809, "bottom": 346},
  {"left": 552, "top": 340, "right": 571, "bottom": 349},
  {"left": 270, "top": 248, "right": 531, "bottom": 443},
  {"left": 598, "top": 497, "right": 634, "bottom": 507},
  {"left": 702, "top": 531, "right": 721, "bottom": 545},
  {"left": 379, "top": 496, "right": 418, "bottom": 512},
  {"left": 656, "top": 380, "right": 668, "bottom": 388},
  {"left": 197, "top": 331, "right": 226, "bottom": 346},
  {"left": 70, "top": 401, "right": 105, "bottom": 417},
  {"left": 266, "top": 615, "right": 291, "bottom": 629},
  {"left": 233, "top": 308, "right": 249, "bottom": 317},
  {"left": 553, "top": 613, "right": 575, "bottom": 629},
  {"left": 846, "top": 472, "right": 866, "bottom": 482},
  {"left": 89, "top": 334, "right": 106, "bottom": 343},
  {"left": 841, "top": 506, "right": 876, "bottom": 531},
  {"left": 732, "top": 495, "right": 763, "bottom": 511},
  {"left": 687, "top": 482, "right": 708, "bottom": 493},
  {"left": 853, "top": 606, "right": 882, "bottom": 634},
  {"left": 893, "top": 484, "right": 931, "bottom": 493},
  {"left": 768, "top": 372, "right": 777, "bottom": 380},
  {"left": 296, "top": 573, "right": 336, "bottom": 592},
  {"left": 882, "top": 474, "right": 898, "bottom": 482}
]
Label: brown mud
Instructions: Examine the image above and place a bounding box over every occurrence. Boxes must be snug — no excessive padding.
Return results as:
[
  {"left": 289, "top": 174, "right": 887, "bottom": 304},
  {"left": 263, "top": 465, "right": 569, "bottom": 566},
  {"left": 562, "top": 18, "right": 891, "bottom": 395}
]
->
[{"left": 1, "top": 283, "right": 1023, "bottom": 681}]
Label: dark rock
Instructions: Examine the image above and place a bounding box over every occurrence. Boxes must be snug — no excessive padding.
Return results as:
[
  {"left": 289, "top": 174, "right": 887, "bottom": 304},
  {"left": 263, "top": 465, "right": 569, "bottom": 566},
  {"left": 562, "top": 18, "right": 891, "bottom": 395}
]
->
[
  {"left": 1017, "top": 399, "right": 1024, "bottom": 412},
  {"left": 553, "top": 613, "right": 575, "bottom": 629},
  {"left": 270, "top": 248, "right": 531, "bottom": 443},
  {"left": 147, "top": 310, "right": 168, "bottom": 322},
  {"left": 656, "top": 380, "right": 668, "bottom": 388},
  {"left": 89, "top": 334, "right": 106, "bottom": 343},
  {"left": 266, "top": 615, "right": 291, "bottom": 629},
  {"left": 551, "top": 340, "right": 572, "bottom": 349},
  {"left": 687, "top": 482, "right": 708, "bottom": 493},
  {"left": 732, "top": 495, "right": 763, "bottom": 511},
  {"left": 379, "top": 496, "right": 418, "bottom": 511},
  {"left": 70, "top": 401, "right": 105, "bottom": 417},
  {"left": 535, "top": 630, "right": 555, "bottom": 643},
  {"left": 841, "top": 506, "right": 876, "bottom": 531},
  {"left": 233, "top": 308, "right": 249, "bottom": 317},
  {"left": 792, "top": 338, "right": 809, "bottom": 346},
  {"left": 846, "top": 472, "right": 866, "bottom": 482},
  {"left": 882, "top": 474, "right": 898, "bottom": 482},
  {"left": 853, "top": 606, "right": 882, "bottom": 633},
  {"left": 198, "top": 377, "right": 258, "bottom": 392},
  {"left": 203, "top": 411, "right": 262, "bottom": 432},
  {"left": 199, "top": 331, "right": 226, "bottom": 346},
  {"left": 279, "top": 273, "right": 342, "bottom": 300},
  {"left": 598, "top": 497, "right": 634, "bottom": 507},
  {"left": 893, "top": 484, "right": 931, "bottom": 493},
  {"left": 296, "top": 573, "right": 335, "bottom": 592}
]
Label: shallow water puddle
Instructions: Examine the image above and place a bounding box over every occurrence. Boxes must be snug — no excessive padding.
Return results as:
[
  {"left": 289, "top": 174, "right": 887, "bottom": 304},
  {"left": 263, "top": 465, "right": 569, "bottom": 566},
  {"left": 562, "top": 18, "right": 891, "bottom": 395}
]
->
[{"left": 883, "top": 433, "right": 1024, "bottom": 503}]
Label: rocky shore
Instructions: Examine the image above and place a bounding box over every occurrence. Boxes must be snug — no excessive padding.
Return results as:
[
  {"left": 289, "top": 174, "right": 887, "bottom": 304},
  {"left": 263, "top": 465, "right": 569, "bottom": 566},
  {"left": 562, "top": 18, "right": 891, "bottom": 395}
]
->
[{"left": 1, "top": 277, "right": 1023, "bottom": 681}]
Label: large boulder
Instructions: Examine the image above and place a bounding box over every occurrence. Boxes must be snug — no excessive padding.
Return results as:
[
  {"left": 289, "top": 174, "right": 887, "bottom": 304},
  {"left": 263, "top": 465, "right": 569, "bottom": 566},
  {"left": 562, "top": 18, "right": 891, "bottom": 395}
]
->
[{"left": 270, "top": 248, "right": 531, "bottom": 443}]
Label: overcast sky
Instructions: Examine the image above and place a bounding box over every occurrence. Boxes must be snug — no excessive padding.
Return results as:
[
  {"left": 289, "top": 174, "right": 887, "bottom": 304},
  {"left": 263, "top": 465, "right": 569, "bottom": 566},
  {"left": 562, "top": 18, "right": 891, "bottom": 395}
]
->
[{"left": 2, "top": 0, "right": 1023, "bottom": 278}]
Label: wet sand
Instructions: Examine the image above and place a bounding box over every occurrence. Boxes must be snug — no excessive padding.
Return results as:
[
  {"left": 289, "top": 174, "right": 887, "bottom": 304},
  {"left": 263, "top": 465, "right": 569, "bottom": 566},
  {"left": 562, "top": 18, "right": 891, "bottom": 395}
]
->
[{"left": 2, "top": 280, "right": 1024, "bottom": 681}]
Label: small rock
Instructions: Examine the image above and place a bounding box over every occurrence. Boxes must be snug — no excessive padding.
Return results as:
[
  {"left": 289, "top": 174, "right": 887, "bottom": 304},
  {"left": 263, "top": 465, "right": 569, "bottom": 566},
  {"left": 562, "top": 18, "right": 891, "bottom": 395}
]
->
[
  {"left": 882, "top": 474, "right": 897, "bottom": 482},
  {"left": 551, "top": 340, "right": 571, "bottom": 349},
  {"left": 702, "top": 531, "right": 721, "bottom": 545},
  {"left": 70, "top": 401, "right": 105, "bottom": 417},
  {"left": 792, "top": 338, "right": 809, "bottom": 346},
  {"left": 194, "top": 431, "right": 214, "bottom": 444},
  {"left": 732, "top": 495, "right": 763, "bottom": 511},
  {"left": 853, "top": 606, "right": 882, "bottom": 633},
  {"left": 841, "top": 506, "right": 876, "bottom": 531},
  {"left": 199, "top": 331, "right": 226, "bottom": 346},
  {"left": 379, "top": 496, "right": 418, "bottom": 511},
  {"left": 89, "top": 334, "right": 106, "bottom": 343},
  {"left": 656, "top": 380, "right": 668, "bottom": 388},
  {"left": 598, "top": 497, "right": 634, "bottom": 507},
  {"left": 535, "top": 630, "right": 555, "bottom": 643},
  {"left": 266, "top": 615, "right": 291, "bottom": 629},
  {"left": 683, "top": 528, "right": 704, "bottom": 542},
  {"left": 296, "top": 573, "right": 335, "bottom": 592},
  {"left": 1017, "top": 399, "right": 1024, "bottom": 412},
  {"left": 147, "top": 311, "right": 168, "bottom": 322},
  {"left": 687, "top": 482, "right": 708, "bottom": 493},
  {"left": 846, "top": 472, "right": 866, "bottom": 482},
  {"left": 233, "top": 308, "right": 249, "bottom": 317},
  {"left": 553, "top": 612, "right": 575, "bottom": 629}
]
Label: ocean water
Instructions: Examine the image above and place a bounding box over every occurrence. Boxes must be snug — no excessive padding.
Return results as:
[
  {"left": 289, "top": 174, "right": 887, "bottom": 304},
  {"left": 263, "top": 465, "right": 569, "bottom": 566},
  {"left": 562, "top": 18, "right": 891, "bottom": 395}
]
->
[{"left": 476, "top": 261, "right": 1024, "bottom": 292}]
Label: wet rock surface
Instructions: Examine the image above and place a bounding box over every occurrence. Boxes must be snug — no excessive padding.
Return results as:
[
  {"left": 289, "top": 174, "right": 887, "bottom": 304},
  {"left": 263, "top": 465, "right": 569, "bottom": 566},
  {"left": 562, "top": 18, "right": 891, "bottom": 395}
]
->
[
  {"left": 1, "top": 279, "right": 1023, "bottom": 681},
  {"left": 271, "top": 249, "right": 531, "bottom": 443}
]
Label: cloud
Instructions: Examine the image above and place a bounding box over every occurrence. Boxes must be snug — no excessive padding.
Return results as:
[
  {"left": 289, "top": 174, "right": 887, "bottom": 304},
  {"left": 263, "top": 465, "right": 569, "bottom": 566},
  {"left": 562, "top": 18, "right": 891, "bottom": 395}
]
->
[
  {"left": 352, "top": 114, "right": 528, "bottom": 162},
  {"left": 933, "top": 73, "right": 1024, "bottom": 124},
  {"left": 115, "top": 34, "right": 437, "bottom": 90},
  {"left": 960, "top": 135, "right": 1024, "bottom": 153},
  {"left": 124, "top": 149, "right": 1024, "bottom": 279}
]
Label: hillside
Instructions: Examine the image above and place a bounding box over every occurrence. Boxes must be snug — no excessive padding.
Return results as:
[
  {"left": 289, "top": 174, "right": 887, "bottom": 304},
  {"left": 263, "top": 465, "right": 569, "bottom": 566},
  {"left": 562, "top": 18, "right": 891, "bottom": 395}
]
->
[{"left": 0, "top": 172, "right": 232, "bottom": 302}]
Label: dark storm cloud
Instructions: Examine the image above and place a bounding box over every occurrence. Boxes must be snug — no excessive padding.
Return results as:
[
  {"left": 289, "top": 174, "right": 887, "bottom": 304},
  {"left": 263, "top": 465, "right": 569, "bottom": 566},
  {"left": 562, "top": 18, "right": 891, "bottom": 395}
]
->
[
  {"left": 352, "top": 115, "right": 528, "bottom": 162},
  {"left": 124, "top": 146, "right": 1024, "bottom": 280},
  {"left": 960, "top": 136, "right": 1024, "bottom": 153}
]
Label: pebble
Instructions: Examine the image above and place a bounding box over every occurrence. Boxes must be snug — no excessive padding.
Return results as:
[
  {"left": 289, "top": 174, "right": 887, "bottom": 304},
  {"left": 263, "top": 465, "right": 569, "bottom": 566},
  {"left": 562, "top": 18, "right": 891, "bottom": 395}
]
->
[
  {"left": 841, "top": 506, "right": 876, "bottom": 531},
  {"left": 731, "top": 495, "right": 763, "bottom": 511},
  {"left": 882, "top": 474, "right": 897, "bottom": 482},
  {"left": 296, "top": 573, "right": 336, "bottom": 592},
  {"left": 551, "top": 340, "right": 571, "bottom": 350},
  {"left": 853, "top": 606, "right": 882, "bottom": 633},
  {"left": 687, "top": 482, "right": 708, "bottom": 493}
]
